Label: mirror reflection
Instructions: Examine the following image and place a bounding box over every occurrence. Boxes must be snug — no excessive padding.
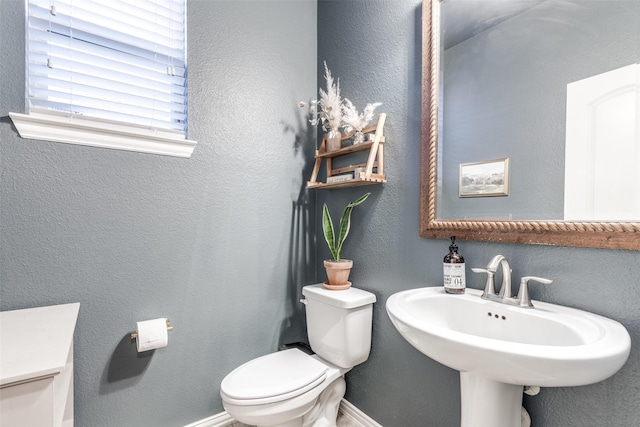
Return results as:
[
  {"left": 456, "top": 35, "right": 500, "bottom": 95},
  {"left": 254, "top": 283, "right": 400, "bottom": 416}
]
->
[{"left": 438, "top": 0, "right": 640, "bottom": 221}]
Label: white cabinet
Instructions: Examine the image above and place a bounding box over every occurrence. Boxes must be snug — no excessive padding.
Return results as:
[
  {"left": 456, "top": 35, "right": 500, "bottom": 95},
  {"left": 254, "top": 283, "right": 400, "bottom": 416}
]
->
[{"left": 1, "top": 303, "right": 80, "bottom": 427}]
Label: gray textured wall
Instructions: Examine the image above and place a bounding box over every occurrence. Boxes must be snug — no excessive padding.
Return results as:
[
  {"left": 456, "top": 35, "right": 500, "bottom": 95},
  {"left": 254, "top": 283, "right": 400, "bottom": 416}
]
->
[
  {"left": 318, "top": 1, "right": 640, "bottom": 426},
  {"left": 441, "top": 0, "right": 640, "bottom": 220},
  {"left": 1, "top": 1, "right": 316, "bottom": 426},
  {"left": 2, "top": 0, "right": 640, "bottom": 426}
]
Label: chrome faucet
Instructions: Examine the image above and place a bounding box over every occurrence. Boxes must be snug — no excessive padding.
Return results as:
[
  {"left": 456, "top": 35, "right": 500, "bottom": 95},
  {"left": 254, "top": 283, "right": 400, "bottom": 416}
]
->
[
  {"left": 472, "top": 254, "right": 511, "bottom": 301},
  {"left": 472, "top": 255, "right": 553, "bottom": 308}
]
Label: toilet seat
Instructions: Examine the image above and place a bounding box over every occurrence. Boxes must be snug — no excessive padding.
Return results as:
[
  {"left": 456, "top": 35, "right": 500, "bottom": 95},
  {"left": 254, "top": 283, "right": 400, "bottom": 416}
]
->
[{"left": 221, "top": 349, "right": 328, "bottom": 405}]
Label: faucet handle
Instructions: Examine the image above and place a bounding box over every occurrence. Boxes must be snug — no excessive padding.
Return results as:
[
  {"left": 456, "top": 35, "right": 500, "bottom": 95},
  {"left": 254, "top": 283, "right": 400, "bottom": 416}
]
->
[
  {"left": 472, "top": 268, "right": 496, "bottom": 297},
  {"left": 517, "top": 276, "right": 553, "bottom": 308}
]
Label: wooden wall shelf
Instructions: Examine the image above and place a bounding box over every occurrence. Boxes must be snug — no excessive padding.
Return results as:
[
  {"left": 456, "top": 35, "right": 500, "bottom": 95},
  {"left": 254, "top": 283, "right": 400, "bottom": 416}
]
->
[{"left": 307, "top": 113, "right": 387, "bottom": 190}]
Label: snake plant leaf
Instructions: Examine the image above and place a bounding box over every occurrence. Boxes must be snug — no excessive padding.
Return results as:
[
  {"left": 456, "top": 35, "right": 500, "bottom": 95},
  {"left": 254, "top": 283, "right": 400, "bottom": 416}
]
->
[
  {"left": 322, "top": 203, "right": 338, "bottom": 260},
  {"left": 335, "top": 193, "right": 370, "bottom": 260}
]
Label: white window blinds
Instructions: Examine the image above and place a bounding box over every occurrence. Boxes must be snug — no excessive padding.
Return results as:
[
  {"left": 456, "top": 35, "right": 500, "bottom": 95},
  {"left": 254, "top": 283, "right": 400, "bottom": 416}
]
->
[{"left": 26, "top": 0, "right": 187, "bottom": 134}]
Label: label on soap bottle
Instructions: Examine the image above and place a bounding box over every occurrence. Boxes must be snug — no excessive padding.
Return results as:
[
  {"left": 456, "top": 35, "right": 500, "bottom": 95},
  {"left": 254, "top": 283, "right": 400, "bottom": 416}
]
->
[{"left": 443, "top": 263, "right": 466, "bottom": 289}]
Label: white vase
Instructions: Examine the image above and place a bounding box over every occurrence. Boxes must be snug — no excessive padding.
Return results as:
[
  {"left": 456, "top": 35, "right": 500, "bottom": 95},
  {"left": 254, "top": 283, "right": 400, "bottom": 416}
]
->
[
  {"left": 326, "top": 130, "right": 342, "bottom": 152},
  {"left": 353, "top": 131, "right": 365, "bottom": 145}
]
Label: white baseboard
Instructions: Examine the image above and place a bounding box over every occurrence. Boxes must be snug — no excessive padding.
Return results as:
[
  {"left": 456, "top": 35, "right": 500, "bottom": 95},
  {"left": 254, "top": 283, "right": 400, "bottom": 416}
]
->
[
  {"left": 184, "top": 399, "right": 382, "bottom": 427},
  {"left": 183, "top": 411, "right": 236, "bottom": 427},
  {"left": 338, "top": 399, "right": 383, "bottom": 427}
]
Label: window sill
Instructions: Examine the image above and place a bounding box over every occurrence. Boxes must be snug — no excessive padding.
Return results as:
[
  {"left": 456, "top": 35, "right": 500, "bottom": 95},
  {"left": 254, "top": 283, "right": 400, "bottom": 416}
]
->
[{"left": 9, "top": 110, "right": 197, "bottom": 158}]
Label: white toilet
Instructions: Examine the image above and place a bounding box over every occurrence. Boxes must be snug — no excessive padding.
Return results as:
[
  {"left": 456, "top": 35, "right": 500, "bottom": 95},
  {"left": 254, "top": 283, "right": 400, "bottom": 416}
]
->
[{"left": 220, "top": 283, "right": 376, "bottom": 427}]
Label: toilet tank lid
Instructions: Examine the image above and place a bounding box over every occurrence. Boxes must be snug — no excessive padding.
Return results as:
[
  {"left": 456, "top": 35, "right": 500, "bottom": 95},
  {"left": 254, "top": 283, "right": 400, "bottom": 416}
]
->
[{"left": 302, "top": 284, "right": 376, "bottom": 308}]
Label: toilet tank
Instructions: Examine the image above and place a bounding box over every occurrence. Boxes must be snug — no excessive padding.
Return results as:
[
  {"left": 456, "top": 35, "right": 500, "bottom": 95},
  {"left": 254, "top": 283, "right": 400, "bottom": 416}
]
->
[{"left": 302, "top": 284, "right": 376, "bottom": 369}]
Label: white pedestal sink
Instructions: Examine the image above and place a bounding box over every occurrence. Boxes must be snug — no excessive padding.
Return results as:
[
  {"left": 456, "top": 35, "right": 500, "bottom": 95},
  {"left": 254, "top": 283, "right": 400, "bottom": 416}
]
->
[{"left": 386, "top": 287, "right": 631, "bottom": 427}]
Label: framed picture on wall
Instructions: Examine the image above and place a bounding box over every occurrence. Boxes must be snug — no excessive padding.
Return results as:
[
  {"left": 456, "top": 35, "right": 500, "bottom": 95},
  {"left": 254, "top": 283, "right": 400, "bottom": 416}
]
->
[{"left": 459, "top": 158, "right": 510, "bottom": 197}]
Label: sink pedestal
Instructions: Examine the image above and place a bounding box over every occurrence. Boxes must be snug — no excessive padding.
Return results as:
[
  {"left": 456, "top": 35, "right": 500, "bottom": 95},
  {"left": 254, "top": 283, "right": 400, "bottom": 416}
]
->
[{"left": 460, "top": 373, "right": 523, "bottom": 427}]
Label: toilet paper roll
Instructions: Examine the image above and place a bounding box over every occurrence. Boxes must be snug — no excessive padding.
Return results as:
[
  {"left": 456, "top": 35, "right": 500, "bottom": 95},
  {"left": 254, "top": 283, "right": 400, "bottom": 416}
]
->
[{"left": 135, "top": 318, "right": 168, "bottom": 352}]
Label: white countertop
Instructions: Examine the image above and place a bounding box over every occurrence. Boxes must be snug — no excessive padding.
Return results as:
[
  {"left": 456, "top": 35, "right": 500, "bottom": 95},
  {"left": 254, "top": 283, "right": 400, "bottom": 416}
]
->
[{"left": 0, "top": 302, "right": 80, "bottom": 386}]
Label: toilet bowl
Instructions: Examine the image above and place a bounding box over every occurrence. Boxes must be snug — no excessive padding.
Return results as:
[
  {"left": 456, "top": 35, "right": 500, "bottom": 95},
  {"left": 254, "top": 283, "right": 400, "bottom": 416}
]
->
[
  {"left": 220, "top": 284, "right": 376, "bottom": 427},
  {"left": 221, "top": 349, "right": 348, "bottom": 427}
]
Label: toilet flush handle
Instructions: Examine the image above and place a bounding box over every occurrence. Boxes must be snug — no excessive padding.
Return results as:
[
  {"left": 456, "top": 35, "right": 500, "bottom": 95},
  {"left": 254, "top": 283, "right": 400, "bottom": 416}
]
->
[{"left": 300, "top": 298, "right": 308, "bottom": 305}]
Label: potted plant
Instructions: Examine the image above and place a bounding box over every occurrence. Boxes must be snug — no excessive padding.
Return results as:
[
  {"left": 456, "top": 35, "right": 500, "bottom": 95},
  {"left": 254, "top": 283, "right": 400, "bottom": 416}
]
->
[{"left": 322, "top": 192, "right": 370, "bottom": 289}]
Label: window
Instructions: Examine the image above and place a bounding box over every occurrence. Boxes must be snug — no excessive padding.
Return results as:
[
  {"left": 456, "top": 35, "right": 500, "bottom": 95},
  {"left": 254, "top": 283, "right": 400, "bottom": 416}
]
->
[{"left": 10, "top": 0, "right": 196, "bottom": 158}]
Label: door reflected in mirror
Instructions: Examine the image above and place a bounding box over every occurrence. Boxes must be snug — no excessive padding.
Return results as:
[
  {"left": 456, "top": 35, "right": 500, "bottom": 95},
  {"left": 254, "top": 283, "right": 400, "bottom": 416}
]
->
[{"left": 564, "top": 64, "right": 640, "bottom": 221}]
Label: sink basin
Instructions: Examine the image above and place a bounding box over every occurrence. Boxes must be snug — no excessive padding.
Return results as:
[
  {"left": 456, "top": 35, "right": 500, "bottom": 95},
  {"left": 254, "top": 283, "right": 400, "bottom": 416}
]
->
[
  {"left": 386, "top": 286, "right": 631, "bottom": 427},
  {"left": 386, "top": 286, "right": 630, "bottom": 386}
]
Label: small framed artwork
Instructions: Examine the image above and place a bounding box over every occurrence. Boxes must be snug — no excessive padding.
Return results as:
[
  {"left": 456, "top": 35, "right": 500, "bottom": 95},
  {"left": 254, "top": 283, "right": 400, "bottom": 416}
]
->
[{"left": 459, "top": 158, "right": 510, "bottom": 197}]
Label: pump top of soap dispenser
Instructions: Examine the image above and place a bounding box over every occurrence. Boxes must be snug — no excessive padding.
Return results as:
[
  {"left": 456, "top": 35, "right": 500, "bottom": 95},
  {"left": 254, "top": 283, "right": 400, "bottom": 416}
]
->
[
  {"left": 444, "top": 236, "right": 464, "bottom": 263},
  {"left": 449, "top": 236, "right": 458, "bottom": 252}
]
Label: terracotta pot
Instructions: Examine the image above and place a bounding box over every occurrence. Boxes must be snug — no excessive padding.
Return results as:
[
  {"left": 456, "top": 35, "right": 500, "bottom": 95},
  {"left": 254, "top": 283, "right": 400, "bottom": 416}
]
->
[{"left": 323, "top": 259, "right": 353, "bottom": 290}]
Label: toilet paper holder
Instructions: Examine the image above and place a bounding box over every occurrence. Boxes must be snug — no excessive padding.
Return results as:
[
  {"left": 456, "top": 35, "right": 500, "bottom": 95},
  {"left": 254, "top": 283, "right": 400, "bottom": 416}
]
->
[{"left": 130, "top": 318, "right": 173, "bottom": 340}]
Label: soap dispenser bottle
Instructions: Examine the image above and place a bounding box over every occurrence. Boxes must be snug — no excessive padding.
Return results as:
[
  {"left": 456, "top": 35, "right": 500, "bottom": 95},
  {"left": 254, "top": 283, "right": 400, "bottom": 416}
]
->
[{"left": 443, "top": 236, "right": 466, "bottom": 294}]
